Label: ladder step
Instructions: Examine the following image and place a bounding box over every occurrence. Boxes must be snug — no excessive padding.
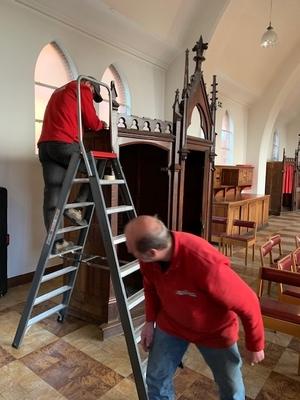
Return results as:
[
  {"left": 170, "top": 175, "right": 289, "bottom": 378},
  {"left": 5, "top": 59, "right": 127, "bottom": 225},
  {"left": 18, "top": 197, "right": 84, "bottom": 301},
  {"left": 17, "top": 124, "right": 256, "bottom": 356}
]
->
[
  {"left": 34, "top": 285, "right": 72, "bottom": 306},
  {"left": 134, "top": 323, "right": 144, "bottom": 344},
  {"left": 106, "top": 205, "right": 134, "bottom": 215},
  {"left": 28, "top": 304, "right": 67, "bottom": 326},
  {"left": 127, "top": 289, "right": 145, "bottom": 310},
  {"left": 120, "top": 260, "right": 140, "bottom": 278},
  {"left": 41, "top": 266, "right": 78, "bottom": 283},
  {"left": 58, "top": 225, "right": 88, "bottom": 234},
  {"left": 113, "top": 234, "right": 126, "bottom": 245},
  {"left": 49, "top": 245, "right": 83, "bottom": 259},
  {"left": 99, "top": 179, "right": 125, "bottom": 185},
  {"left": 64, "top": 202, "right": 94, "bottom": 209},
  {"left": 73, "top": 178, "right": 89, "bottom": 183}
]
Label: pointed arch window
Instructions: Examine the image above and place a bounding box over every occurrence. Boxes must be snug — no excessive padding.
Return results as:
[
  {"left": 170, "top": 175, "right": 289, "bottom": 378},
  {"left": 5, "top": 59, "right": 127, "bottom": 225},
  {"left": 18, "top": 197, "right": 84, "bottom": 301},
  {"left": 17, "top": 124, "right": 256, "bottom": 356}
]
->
[
  {"left": 34, "top": 42, "right": 75, "bottom": 150},
  {"left": 219, "top": 110, "right": 234, "bottom": 165},
  {"left": 272, "top": 130, "right": 280, "bottom": 160},
  {"left": 99, "top": 65, "right": 131, "bottom": 124}
]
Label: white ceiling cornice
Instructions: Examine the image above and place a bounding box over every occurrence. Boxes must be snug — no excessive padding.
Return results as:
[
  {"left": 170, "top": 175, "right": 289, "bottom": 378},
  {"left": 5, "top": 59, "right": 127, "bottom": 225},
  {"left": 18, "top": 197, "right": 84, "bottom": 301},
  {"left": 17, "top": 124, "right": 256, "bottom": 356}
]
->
[{"left": 15, "top": 0, "right": 182, "bottom": 69}]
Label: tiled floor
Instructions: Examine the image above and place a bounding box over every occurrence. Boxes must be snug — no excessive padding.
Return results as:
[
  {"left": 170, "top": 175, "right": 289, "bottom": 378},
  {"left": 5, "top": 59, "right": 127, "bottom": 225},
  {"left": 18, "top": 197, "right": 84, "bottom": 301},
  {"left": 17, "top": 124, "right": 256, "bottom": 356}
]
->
[{"left": 1, "top": 211, "right": 300, "bottom": 399}]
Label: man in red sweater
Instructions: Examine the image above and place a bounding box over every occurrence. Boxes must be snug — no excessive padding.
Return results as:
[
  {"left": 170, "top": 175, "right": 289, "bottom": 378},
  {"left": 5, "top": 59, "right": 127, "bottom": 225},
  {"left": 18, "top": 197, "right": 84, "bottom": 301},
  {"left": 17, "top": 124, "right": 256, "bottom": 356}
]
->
[
  {"left": 38, "top": 78, "right": 106, "bottom": 253},
  {"left": 125, "top": 215, "right": 265, "bottom": 400}
]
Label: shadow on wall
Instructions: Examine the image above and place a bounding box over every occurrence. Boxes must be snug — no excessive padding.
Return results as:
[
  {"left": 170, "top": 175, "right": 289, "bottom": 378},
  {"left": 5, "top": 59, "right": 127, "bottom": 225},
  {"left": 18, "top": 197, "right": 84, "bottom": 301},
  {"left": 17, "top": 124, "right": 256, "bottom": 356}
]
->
[{"left": 0, "top": 157, "right": 44, "bottom": 278}]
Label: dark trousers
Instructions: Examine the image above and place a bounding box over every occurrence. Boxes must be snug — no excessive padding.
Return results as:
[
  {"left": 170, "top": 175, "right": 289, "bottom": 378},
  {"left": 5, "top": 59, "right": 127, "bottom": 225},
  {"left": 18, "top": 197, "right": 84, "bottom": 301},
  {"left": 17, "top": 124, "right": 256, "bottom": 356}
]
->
[{"left": 38, "top": 141, "right": 89, "bottom": 235}]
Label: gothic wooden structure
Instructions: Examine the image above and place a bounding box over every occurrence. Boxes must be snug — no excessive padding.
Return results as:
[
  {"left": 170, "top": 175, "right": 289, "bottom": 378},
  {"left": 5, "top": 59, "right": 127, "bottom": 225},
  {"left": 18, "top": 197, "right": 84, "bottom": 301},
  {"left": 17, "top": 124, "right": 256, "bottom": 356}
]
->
[{"left": 68, "top": 37, "right": 218, "bottom": 337}]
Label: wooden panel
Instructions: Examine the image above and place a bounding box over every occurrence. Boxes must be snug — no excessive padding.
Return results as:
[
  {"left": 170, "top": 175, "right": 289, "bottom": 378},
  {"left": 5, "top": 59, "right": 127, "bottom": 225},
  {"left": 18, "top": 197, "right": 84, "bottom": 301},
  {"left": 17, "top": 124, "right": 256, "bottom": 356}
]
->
[
  {"left": 211, "top": 195, "right": 270, "bottom": 242},
  {"left": 265, "top": 161, "right": 283, "bottom": 215}
]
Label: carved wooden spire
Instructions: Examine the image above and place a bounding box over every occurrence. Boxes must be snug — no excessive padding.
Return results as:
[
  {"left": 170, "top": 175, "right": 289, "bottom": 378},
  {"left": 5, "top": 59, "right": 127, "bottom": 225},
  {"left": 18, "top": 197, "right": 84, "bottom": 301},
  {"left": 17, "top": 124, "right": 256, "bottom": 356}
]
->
[
  {"left": 181, "top": 49, "right": 189, "bottom": 99},
  {"left": 192, "top": 36, "right": 208, "bottom": 73},
  {"left": 173, "top": 88, "right": 181, "bottom": 117}
]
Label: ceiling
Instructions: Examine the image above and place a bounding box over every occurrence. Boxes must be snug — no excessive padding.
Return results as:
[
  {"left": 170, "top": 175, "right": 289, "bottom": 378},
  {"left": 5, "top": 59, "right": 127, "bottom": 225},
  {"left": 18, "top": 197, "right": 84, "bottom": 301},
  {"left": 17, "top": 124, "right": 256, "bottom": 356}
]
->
[{"left": 16, "top": 0, "right": 300, "bottom": 124}]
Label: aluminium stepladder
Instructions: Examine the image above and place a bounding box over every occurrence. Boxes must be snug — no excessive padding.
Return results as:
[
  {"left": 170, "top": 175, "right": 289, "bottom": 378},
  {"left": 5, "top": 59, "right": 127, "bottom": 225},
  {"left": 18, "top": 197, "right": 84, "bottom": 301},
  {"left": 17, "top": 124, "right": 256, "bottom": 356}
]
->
[{"left": 12, "top": 76, "right": 148, "bottom": 400}]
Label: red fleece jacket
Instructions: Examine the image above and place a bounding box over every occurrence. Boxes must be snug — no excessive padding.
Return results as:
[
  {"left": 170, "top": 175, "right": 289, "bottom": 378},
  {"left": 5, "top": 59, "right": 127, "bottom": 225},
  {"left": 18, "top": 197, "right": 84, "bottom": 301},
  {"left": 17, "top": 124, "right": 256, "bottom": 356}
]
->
[
  {"left": 140, "top": 231, "right": 264, "bottom": 352},
  {"left": 38, "top": 81, "right": 104, "bottom": 144}
]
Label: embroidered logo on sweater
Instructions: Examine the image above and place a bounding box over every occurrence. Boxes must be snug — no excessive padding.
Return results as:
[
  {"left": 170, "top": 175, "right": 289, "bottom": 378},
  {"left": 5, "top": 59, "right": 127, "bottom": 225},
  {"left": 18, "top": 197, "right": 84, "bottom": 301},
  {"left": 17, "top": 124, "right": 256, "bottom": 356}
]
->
[{"left": 175, "top": 290, "right": 197, "bottom": 298}]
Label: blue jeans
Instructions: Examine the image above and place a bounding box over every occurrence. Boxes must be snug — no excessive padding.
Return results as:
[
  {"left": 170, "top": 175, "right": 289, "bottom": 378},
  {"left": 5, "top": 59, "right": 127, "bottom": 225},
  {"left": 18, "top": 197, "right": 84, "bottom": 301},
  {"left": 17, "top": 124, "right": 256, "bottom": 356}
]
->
[{"left": 146, "top": 327, "right": 245, "bottom": 400}]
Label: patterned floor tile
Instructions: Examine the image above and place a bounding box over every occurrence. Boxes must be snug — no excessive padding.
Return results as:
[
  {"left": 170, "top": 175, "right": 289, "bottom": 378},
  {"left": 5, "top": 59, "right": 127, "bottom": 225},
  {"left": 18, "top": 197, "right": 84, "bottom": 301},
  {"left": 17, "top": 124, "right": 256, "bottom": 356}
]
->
[
  {"left": 0, "top": 310, "right": 58, "bottom": 359},
  {"left": 0, "top": 360, "right": 65, "bottom": 399},
  {"left": 20, "top": 339, "right": 123, "bottom": 400},
  {"left": 97, "top": 379, "right": 138, "bottom": 400},
  {"left": 63, "top": 325, "right": 133, "bottom": 377},
  {"left": 256, "top": 371, "right": 300, "bottom": 399},
  {"left": 0, "top": 346, "right": 15, "bottom": 369}
]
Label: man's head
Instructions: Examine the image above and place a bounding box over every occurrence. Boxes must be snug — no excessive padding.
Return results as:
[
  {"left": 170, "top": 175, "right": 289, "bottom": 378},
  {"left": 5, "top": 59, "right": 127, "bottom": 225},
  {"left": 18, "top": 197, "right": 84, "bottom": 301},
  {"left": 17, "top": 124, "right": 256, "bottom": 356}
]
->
[
  {"left": 124, "top": 215, "right": 172, "bottom": 262},
  {"left": 82, "top": 77, "right": 103, "bottom": 103}
]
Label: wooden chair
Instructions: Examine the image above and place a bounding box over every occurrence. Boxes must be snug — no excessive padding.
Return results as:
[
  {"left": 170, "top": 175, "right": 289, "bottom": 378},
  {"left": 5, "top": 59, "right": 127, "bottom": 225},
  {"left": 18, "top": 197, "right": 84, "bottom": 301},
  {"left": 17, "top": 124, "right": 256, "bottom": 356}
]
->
[
  {"left": 259, "top": 240, "right": 276, "bottom": 268},
  {"left": 292, "top": 247, "right": 300, "bottom": 273},
  {"left": 269, "top": 234, "right": 283, "bottom": 262},
  {"left": 258, "top": 266, "right": 300, "bottom": 375},
  {"left": 221, "top": 219, "right": 257, "bottom": 266},
  {"left": 276, "top": 254, "right": 300, "bottom": 305},
  {"left": 211, "top": 216, "right": 228, "bottom": 251},
  {"left": 295, "top": 234, "right": 300, "bottom": 248},
  {"left": 260, "top": 239, "right": 278, "bottom": 294}
]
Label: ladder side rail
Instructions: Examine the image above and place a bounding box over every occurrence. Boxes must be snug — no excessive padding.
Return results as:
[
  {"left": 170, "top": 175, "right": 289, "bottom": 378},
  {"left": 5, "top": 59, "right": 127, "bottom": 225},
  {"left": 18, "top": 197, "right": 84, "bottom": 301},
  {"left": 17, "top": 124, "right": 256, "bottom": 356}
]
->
[
  {"left": 12, "top": 153, "right": 82, "bottom": 348},
  {"left": 88, "top": 157, "right": 148, "bottom": 400}
]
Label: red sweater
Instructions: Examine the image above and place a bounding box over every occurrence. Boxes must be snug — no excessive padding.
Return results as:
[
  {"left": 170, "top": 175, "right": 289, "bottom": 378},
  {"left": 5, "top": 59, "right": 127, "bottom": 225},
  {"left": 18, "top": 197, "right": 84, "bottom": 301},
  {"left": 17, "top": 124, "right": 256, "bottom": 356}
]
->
[
  {"left": 38, "top": 81, "right": 104, "bottom": 144},
  {"left": 140, "top": 231, "right": 264, "bottom": 352}
]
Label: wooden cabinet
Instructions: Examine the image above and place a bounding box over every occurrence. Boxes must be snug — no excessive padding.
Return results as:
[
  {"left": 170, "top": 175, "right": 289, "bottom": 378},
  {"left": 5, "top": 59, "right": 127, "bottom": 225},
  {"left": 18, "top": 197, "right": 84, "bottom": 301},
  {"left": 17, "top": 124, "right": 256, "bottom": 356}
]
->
[{"left": 213, "top": 165, "right": 253, "bottom": 200}]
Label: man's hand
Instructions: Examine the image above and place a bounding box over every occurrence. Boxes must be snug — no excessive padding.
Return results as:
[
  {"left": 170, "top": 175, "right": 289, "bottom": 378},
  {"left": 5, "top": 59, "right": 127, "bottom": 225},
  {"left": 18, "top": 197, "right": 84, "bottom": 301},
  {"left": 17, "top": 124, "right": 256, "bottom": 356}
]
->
[
  {"left": 141, "top": 321, "right": 154, "bottom": 352},
  {"left": 244, "top": 349, "right": 265, "bottom": 365}
]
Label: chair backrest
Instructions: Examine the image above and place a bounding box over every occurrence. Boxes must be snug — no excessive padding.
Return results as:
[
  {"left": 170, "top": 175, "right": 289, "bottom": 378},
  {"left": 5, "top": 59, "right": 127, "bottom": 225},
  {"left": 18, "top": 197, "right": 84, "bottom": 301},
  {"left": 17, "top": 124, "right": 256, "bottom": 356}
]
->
[
  {"left": 232, "top": 219, "right": 256, "bottom": 236},
  {"left": 269, "top": 234, "right": 283, "bottom": 258},
  {"left": 277, "top": 253, "right": 293, "bottom": 272},
  {"left": 296, "top": 234, "right": 300, "bottom": 248},
  {"left": 258, "top": 266, "right": 300, "bottom": 297},
  {"left": 292, "top": 246, "right": 300, "bottom": 272},
  {"left": 259, "top": 239, "right": 273, "bottom": 267}
]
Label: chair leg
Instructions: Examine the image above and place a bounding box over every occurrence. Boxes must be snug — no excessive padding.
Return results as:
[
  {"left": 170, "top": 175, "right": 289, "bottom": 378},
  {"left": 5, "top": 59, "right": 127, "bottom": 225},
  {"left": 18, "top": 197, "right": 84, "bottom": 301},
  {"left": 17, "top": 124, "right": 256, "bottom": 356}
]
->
[
  {"left": 245, "top": 246, "right": 248, "bottom": 266},
  {"left": 298, "top": 353, "right": 300, "bottom": 376},
  {"left": 252, "top": 244, "right": 255, "bottom": 261}
]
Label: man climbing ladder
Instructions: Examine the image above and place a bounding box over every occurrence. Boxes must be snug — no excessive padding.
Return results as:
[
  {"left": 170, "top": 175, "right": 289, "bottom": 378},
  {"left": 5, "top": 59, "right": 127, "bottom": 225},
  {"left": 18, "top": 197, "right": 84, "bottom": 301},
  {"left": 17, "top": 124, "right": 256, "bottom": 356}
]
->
[{"left": 12, "top": 76, "right": 149, "bottom": 400}]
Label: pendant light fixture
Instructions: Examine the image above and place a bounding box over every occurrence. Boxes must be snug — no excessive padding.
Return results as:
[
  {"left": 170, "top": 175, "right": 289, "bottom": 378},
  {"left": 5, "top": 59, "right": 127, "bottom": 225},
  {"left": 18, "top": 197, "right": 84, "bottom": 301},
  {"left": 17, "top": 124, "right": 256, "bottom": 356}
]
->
[{"left": 261, "top": 0, "right": 278, "bottom": 48}]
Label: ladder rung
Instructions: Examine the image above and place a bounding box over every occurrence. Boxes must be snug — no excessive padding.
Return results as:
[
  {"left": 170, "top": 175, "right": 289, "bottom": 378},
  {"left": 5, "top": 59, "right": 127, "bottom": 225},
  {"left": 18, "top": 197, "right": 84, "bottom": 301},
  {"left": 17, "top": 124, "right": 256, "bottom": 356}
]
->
[
  {"left": 106, "top": 205, "right": 134, "bottom": 215},
  {"left": 48, "top": 245, "right": 83, "bottom": 259},
  {"left": 34, "top": 285, "right": 72, "bottom": 306},
  {"left": 28, "top": 304, "right": 66, "bottom": 326},
  {"left": 113, "top": 234, "right": 126, "bottom": 245},
  {"left": 41, "top": 266, "right": 78, "bottom": 283},
  {"left": 73, "top": 178, "right": 89, "bottom": 183},
  {"left": 58, "top": 225, "right": 88, "bottom": 234},
  {"left": 127, "top": 289, "right": 145, "bottom": 310},
  {"left": 99, "top": 179, "right": 125, "bottom": 185},
  {"left": 120, "top": 260, "right": 140, "bottom": 278},
  {"left": 64, "top": 202, "right": 94, "bottom": 209},
  {"left": 134, "top": 323, "right": 144, "bottom": 343}
]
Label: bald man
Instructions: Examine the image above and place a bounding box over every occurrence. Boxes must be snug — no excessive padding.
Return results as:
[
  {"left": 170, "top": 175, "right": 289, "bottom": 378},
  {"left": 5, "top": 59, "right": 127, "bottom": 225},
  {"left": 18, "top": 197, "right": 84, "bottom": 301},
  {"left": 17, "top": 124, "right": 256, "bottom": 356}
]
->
[{"left": 125, "top": 215, "right": 265, "bottom": 400}]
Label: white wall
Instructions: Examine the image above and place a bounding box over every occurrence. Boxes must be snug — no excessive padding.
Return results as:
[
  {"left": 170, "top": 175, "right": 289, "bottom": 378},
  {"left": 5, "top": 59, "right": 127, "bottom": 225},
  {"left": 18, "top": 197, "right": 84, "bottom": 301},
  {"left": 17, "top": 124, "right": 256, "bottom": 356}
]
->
[
  {"left": 286, "top": 116, "right": 300, "bottom": 157},
  {"left": 0, "top": 0, "right": 166, "bottom": 278}
]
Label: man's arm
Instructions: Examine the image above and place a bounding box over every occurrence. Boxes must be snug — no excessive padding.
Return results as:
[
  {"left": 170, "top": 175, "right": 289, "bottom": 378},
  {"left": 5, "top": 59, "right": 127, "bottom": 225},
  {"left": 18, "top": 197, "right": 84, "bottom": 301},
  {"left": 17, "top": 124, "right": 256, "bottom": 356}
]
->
[
  {"left": 80, "top": 86, "right": 105, "bottom": 131},
  {"left": 199, "top": 256, "right": 265, "bottom": 356}
]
